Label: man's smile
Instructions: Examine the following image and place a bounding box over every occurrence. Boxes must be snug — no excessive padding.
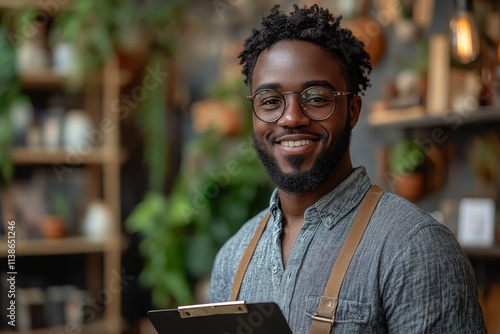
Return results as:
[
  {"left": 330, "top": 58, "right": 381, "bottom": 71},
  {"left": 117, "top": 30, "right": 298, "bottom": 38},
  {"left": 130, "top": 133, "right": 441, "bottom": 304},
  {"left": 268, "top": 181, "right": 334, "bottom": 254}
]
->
[
  {"left": 273, "top": 133, "right": 321, "bottom": 155},
  {"left": 279, "top": 139, "right": 312, "bottom": 147}
]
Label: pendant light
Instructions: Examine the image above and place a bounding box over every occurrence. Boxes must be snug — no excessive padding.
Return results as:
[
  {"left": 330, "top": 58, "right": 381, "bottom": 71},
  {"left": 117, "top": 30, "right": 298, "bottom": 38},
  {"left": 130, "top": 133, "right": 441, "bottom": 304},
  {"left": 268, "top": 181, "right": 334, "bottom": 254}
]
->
[{"left": 449, "top": 0, "right": 480, "bottom": 64}]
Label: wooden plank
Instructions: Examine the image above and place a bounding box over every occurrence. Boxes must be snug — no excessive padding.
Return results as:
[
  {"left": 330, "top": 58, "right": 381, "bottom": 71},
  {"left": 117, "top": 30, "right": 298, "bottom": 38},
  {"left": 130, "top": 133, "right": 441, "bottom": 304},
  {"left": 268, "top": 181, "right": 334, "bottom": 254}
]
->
[
  {"left": 19, "top": 70, "right": 69, "bottom": 89},
  {"left": 10, "top": 147, "right": 125, "bottom": 165},
  {"left": 0, "top": 319, "right": 107, "bottom": 334},
  {"left": 11, "top": 147, "right": 106, "bottom": 165},
  {"left": 19, "top": 69, "right": 130, "bottom": 90},
  {"left": 0, "top": 236, "right": 107, "bottom": 257},
  {"left": 464, "top": 246, "right": 500, "bottom": 259},
  {"left": 368, "top": 105, "right": 500, "bottom": 129},
  {"left": 426, "top": 34, "right": 450, "bottom": 115}
]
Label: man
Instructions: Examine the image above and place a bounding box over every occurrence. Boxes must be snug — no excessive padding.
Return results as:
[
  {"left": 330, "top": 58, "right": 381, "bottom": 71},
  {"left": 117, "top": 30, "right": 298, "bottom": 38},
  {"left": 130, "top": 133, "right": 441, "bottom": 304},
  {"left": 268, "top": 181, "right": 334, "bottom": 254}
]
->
[{"left": 209, "top": 4, "right": 486, "bottom": 333}]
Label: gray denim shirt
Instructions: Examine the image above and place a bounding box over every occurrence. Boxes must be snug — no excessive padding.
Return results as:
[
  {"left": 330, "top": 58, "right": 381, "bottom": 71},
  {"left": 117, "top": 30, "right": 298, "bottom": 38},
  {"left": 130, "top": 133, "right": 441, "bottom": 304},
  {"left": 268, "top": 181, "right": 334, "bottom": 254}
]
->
[{"left": 209, "top": 167, "right": 486, "bottom": 333}]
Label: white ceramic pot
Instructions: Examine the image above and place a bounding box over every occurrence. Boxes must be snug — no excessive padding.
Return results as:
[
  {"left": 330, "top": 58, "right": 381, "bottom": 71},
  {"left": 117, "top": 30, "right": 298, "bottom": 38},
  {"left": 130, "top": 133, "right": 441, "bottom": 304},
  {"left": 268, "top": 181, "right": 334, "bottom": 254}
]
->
[
  {"left": 82, "top": 201, "right": 111, "bottom": 241},
  {"left": 53, "top": 43, "right": 75, "bottom": 74},
  {"left": 63, "top": 109, "right": 93, "bottom": 150}
]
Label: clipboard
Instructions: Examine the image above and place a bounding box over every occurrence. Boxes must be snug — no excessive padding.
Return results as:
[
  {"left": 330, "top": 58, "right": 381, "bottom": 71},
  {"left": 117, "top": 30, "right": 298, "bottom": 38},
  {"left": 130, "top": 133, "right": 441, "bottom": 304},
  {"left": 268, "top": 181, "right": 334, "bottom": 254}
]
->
[{"left": 147, "top": 301, "right": 292, "bottom": 334}]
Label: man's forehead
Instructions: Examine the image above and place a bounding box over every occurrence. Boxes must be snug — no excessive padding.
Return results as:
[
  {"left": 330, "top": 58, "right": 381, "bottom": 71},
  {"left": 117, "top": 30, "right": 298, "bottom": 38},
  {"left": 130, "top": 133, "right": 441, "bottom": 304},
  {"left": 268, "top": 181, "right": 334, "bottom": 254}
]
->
[{"left": 251, "top": 40, "right": 344, "bottom": 91}]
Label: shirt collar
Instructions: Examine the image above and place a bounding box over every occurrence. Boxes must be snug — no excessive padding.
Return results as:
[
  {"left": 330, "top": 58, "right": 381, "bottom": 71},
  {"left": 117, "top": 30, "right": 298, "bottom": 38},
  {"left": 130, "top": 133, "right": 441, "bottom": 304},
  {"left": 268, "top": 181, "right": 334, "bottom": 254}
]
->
[{"left": 268, "top": 166, "right": 372, "bottom": 229}]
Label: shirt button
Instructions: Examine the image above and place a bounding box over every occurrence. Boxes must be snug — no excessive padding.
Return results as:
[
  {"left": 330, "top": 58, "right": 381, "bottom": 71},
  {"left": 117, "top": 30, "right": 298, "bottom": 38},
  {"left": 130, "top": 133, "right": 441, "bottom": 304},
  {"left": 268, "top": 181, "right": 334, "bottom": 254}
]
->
[
  {"left": 272, "top": 267, "right": 277, "bottom": 274},
  {"left": 325, "top": 217, "right": 332, "bottom": 224}
]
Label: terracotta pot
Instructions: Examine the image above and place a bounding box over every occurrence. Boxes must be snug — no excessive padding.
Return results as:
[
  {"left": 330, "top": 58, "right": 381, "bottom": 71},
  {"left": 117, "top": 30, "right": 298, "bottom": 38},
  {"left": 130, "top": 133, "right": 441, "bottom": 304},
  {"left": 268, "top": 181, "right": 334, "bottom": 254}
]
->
[
  {"left": 347, "top": 16, "right": 385, "bottom": 66},
  {"left": 346, "top": 0, "right": 386, "bottom": 66},
  {"left": 41, "top": 216, "right": 66, "bottom": 239},
  {"left": 392, "top": 172, "right": 426, "bottom": 203},
  {"left": 191, "top": 98, "right": 243, "bottom": 137}
]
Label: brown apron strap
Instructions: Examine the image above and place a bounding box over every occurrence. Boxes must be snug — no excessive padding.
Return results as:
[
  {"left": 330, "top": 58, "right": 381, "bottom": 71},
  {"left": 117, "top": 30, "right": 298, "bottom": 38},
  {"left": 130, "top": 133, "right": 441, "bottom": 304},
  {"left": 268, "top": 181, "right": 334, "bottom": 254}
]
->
[
  {"left": 230, "top": 211, "right": 271, "bottom": 301},
  {"left": 309, "top": 185, "right": 384, "bottom": 334}
]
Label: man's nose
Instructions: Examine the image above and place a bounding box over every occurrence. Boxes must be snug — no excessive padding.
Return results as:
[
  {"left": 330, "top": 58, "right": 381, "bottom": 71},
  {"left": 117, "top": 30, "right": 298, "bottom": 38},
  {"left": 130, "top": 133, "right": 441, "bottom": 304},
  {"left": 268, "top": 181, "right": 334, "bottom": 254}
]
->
[{"left": 277, "top": 95, "right": 311, "bottom": 127}]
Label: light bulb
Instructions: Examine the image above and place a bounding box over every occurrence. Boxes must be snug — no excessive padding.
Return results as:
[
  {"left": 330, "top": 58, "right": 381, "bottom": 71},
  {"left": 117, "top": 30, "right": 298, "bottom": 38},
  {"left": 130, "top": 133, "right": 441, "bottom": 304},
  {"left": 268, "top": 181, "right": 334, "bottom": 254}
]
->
[{"left": 450, "top": 11, "right": 480, "bottom": 64}]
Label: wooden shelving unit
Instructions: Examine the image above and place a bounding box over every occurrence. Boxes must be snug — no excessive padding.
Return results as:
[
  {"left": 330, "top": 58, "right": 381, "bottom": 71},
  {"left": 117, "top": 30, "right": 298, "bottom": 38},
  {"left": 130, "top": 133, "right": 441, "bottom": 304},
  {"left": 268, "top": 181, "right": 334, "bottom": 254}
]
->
[
  {"left": 1, "top": 66, "right": 123, "bottom": 334},
  {"left": 0, "top": 2, "right": 124, "bottom": 330}
]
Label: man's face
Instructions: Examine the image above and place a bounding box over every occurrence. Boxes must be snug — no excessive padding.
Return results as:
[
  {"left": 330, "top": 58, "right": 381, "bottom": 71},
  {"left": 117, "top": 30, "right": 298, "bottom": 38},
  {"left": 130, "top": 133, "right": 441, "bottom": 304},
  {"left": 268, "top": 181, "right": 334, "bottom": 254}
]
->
[{"left": 250, "top": 40, "right": 361, "bottom": 194}]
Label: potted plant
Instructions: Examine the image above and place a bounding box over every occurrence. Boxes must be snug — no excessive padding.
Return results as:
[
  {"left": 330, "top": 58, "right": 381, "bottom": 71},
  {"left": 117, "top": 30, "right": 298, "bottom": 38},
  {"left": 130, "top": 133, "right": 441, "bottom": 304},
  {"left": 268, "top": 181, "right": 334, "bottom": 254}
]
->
[
  {"left": 41, "top": 191, "right": 68, "bottom": 239},
  {"left": 388, "top": 137, "right": 426, "bottom": 203}
]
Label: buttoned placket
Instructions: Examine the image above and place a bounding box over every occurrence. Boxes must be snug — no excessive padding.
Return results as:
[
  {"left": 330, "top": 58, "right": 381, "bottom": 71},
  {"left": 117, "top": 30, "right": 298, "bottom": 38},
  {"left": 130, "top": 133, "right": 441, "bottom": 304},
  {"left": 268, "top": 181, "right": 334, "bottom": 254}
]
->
[{"left": 270, "top": 209, "right": 323, "bottom": 319}]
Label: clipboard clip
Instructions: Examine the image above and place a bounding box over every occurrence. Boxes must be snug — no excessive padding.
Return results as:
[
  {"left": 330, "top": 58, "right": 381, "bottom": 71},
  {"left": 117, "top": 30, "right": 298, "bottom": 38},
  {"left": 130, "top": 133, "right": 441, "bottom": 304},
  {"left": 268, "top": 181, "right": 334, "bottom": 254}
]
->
[{"left": 178, "top": 301, "right": 248, "bottom": 318}]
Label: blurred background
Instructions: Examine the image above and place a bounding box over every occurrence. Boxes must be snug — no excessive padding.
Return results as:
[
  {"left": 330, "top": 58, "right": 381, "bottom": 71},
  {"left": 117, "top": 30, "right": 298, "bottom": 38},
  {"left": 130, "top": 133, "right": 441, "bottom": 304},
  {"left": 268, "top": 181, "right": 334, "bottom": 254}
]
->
[{"left": 0, "top": 0, "right": 499, "bottom": 333}]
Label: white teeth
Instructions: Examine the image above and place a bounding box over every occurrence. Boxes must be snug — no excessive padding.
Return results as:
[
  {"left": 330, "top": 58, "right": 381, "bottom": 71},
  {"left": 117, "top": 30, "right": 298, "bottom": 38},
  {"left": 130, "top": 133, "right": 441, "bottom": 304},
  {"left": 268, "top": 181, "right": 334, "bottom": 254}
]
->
[{"left": 281, "top": 140, "right": 312, "bottom": 147}]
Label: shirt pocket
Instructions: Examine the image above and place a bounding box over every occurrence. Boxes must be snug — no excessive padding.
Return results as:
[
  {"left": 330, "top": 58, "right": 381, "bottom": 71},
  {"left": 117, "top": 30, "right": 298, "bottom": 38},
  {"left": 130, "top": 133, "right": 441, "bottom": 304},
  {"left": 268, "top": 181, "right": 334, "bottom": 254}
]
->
[{"left": 306, "top": 295, "right": 371, "bottom": 324}]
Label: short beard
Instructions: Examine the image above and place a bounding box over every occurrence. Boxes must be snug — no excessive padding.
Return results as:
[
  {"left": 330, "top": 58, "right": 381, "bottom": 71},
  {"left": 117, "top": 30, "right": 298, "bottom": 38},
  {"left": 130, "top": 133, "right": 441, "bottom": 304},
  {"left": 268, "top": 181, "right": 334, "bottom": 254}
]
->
[{"left": 253, "top": 117, "right": 352, "bottom": 194}]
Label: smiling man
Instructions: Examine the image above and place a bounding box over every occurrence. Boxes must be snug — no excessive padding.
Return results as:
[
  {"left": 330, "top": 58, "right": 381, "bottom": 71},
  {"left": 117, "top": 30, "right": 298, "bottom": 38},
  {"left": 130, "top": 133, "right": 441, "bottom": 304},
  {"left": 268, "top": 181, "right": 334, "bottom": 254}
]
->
[{"left": 209, "top": 4, "right": 486, "bottom": 333}]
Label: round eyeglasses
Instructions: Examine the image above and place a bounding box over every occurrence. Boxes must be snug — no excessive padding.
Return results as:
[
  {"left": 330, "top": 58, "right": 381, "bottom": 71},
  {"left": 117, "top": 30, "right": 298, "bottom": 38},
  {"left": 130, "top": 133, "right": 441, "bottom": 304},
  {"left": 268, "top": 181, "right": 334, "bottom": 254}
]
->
[{"left": 246, "top": 86, "right": 351, "bottom": 123}]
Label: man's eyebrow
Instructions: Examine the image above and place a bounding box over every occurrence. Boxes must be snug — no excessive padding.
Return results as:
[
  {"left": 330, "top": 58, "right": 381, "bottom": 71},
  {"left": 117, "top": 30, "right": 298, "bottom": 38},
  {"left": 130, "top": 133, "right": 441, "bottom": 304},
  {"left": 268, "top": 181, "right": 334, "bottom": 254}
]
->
[
  {"left": 252, "top": 80, "right": 338, "bottom": 92},
  {"left": 303, "top": 80, "right": 337, "bottom": 91},
  {"left": 253, "top": 82, "right": 281, "bottom": 92}
]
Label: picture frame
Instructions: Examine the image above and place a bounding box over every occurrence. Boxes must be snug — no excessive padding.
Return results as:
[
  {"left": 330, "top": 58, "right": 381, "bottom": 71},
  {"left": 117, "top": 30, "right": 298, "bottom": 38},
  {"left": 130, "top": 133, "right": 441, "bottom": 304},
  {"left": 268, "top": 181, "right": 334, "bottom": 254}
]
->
[{"left": 457, "top": 197, "right": 496, "bottom": 248}]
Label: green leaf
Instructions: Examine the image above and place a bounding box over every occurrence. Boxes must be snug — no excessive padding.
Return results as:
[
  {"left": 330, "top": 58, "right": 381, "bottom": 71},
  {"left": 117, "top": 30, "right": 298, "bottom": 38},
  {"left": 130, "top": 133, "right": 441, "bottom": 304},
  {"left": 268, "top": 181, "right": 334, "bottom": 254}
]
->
[
  {"left": 124, "top": 192, "right": 167, "bottom": 234},
  {"left": 389, "top": 137, "right": 425, "bottom": 175},
  {"left": 165, "top": 193, "right": 195, "bottom": 227}
]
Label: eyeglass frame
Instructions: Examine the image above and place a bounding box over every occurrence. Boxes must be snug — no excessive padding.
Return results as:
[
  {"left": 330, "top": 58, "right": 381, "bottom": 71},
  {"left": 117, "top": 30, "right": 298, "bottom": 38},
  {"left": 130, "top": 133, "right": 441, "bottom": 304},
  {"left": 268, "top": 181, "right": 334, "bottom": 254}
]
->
[{"left": 246, "top": 86, "right": 352, "bottom": 123}]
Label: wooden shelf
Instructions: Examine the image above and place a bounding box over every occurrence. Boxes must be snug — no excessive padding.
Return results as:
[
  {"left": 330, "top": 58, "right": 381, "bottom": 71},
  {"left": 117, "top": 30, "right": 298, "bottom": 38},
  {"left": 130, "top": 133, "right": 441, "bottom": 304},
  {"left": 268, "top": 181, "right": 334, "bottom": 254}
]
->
[
  {"left": 19, "top": 70, "right": 71, "bottom": 89},
  {"left": 10, "top": 147, "right": 124, "bottom": 165},
  {"left": 0, "top": 236, "right": 110, "bottom": 257},
  {"left": 19, "top": 69, "right": 132, "bottom": 90},
  {"left": 464, "top": 246, "right": 500, "bottom": 259},
  {"left": 368, "top": 105, "right": 500, "bottom": 129}
]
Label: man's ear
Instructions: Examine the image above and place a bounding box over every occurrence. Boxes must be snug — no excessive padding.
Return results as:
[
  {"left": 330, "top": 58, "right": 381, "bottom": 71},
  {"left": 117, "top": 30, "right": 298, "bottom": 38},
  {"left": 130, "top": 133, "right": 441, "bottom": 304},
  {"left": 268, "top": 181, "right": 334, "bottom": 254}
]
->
[{"left": 349, "top": 95, "right": 362, "bottom": 128}]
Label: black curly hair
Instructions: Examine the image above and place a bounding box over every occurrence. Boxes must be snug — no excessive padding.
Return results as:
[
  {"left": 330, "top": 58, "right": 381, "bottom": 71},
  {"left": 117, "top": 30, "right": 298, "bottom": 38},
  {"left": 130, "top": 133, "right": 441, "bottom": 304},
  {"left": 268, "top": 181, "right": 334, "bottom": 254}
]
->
[{"left": 239, "top": 4, "right": 372, "bottom": 95}]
